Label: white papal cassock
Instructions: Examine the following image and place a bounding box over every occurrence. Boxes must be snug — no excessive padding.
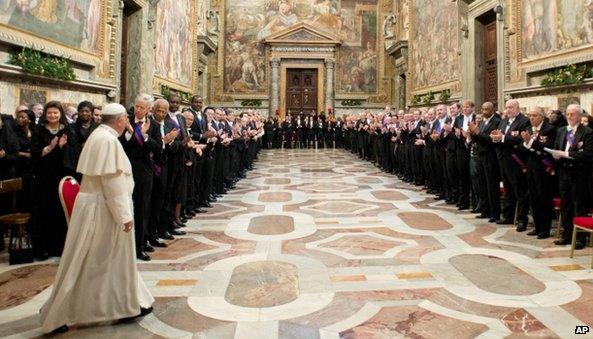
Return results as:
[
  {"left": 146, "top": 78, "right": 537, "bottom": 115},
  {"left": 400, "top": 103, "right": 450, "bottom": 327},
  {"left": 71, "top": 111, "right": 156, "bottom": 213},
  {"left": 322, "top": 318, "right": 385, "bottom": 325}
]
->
[{"left": 40, "top": 124, "right": 154, "bottom": 333}]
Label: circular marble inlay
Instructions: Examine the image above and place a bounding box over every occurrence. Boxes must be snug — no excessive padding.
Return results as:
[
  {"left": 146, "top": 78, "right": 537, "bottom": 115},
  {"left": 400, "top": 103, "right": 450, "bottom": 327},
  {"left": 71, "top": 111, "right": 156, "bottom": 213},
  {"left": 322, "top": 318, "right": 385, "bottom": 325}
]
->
[
  {"left": 398, "top": 212, "right": 453, "bottom": 230},
  {"left": 449, "top": 254, "right": 546, "bottom": 296},
  {"left": 248, "top": 215, "right": 295, "bottom": 235},
  {"left": 0, "top": 264, "right": 57, "bottom": 310},
  {"left": 264, "top": 178, "right": 291, "bottom": 185},
  {"left": 371, "top": 190, "right": 408, "bottom": 201},
  {"left": 258, "top": 192, "right": 293, "bottom": 203},
  {"left": 224, "top": 261, "right": 299, "bottom": 308}
]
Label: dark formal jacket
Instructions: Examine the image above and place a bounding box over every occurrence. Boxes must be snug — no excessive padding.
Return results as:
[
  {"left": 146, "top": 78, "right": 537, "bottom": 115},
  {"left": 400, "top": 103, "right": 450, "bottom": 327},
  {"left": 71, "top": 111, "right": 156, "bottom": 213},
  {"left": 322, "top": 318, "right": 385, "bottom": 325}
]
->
[
  {"left": 553, "top": 124, "right": 593, "bottom": 172},
  {"left": 497, "top": 113, "right": 531, "bottom": 162},
  {"left": 472, "top": 114, "right": 502, "bottom": 155}
]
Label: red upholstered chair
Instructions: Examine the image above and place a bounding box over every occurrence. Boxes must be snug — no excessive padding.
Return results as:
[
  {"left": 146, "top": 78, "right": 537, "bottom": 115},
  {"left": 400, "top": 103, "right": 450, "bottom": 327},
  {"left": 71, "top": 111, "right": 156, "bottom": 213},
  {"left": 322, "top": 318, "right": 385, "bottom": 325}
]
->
[
  {"left": 553, "top": 198, "right": 562, "bottom": 238},
  {"left": 569, "top": 217, "right": 593, "bottom": 268},
  {"left": 58, "top": 176, "right": 80, "bottom": 225}
]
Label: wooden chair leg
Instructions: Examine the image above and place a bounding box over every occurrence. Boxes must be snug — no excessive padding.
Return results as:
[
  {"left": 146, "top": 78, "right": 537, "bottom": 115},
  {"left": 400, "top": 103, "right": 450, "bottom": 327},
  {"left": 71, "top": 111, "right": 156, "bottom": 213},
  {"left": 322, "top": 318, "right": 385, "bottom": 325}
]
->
[{"left": 570, "top": 227, "right": 578, "bottom": 258}]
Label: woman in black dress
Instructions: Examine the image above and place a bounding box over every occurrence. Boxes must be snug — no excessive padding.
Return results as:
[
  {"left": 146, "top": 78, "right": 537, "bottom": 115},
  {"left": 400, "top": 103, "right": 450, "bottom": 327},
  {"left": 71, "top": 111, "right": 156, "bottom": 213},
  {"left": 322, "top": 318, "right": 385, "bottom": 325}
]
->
[
  {"left": 14, "top": 110, "right": 34, "bottom": 212},
  {"left": 31, "top": 101, "right": 78, "bottom": 259}
]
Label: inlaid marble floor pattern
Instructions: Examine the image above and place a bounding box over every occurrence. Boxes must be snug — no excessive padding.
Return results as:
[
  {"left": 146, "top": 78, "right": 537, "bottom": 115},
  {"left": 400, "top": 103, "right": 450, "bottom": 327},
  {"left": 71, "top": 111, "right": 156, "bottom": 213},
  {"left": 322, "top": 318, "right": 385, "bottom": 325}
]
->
[{"left": 1, "top": 149, "right": 593, "bottom": 338}]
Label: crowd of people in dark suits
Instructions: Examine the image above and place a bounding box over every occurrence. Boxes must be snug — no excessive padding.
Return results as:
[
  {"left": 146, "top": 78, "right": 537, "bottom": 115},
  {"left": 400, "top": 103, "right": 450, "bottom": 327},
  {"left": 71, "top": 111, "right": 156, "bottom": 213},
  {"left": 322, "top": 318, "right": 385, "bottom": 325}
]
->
[
  {"left": 338, "top": 100, "right": 593, "bottom": 249},
  {"left": 0, "top": 93, "right": 264, "bottom": 262}
]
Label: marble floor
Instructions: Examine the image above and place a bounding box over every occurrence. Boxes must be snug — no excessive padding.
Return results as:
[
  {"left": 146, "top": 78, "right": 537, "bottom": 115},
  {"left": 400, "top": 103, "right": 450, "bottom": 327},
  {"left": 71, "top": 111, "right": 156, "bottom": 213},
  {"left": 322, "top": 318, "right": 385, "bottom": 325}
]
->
[{"left": 1, "top": 149, "right": 593, "bottom": 338}]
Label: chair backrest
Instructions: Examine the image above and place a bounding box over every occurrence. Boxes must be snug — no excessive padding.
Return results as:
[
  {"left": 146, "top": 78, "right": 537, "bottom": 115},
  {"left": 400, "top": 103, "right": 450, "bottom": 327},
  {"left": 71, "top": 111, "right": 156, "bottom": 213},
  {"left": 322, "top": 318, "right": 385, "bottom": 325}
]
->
[
  {"left": 58, "top": 176, "right": 80, "bottom": 225},
  {"left": 0, "top": 178, "right": 23, "bottom": 213}
]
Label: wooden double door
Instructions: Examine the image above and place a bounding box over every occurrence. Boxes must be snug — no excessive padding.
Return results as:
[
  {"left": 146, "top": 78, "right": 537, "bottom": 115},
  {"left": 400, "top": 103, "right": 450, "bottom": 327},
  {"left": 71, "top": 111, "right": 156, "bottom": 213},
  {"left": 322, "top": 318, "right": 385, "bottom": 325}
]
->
[{"left": 286, "top": 69, "right": 318, "bottom": 117}]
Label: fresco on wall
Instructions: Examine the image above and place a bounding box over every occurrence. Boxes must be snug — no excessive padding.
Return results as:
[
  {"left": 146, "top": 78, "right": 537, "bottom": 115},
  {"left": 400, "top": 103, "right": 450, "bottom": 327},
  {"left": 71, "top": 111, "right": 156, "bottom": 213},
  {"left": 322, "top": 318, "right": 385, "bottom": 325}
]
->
[
  {"left": 522, "top": 0, "right": 593, "bottom": 59},
  {"left": 410, "top": 0, "right": 460, "bottom": 90},
  {"left": 224, "top": 0, "right": 377, "bottom": 94},
  {"left": 0, "top": 0, "right": 102, "bottom": 54},
  {"left": 155, "top": 0, "right": 194, "bottom": 87}
]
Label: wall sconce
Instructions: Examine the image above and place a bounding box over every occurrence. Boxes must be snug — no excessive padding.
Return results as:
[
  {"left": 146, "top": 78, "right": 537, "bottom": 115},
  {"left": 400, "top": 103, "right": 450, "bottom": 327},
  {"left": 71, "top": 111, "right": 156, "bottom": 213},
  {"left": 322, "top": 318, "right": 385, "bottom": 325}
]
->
[{"left": 460, "top": 24, "right": 469, "bottom": 38}]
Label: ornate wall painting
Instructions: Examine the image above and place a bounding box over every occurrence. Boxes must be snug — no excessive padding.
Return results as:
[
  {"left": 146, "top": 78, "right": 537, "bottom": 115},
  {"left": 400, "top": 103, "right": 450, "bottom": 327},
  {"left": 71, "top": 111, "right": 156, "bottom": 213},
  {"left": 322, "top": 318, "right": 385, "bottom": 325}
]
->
[
  {"left": 223, "top": 0, "right": 378, "bottom": 94},
  {"left": 0, "top": 0, "right": 103, "bottom": 54},
  {"left": 336, "top": 1, "right": 378, "bottom": 94},
  {"left": 155, "top": 0, "right": 194, "bottom": 88},
  {"left": 409, "top": 0, "right": 460, "bottom": 91},
  {"left": 19, "top": 88, "right": 47, "bottom": 106},
  {"left": 521, "top": 0, "right": 593, "bottom": 61}
]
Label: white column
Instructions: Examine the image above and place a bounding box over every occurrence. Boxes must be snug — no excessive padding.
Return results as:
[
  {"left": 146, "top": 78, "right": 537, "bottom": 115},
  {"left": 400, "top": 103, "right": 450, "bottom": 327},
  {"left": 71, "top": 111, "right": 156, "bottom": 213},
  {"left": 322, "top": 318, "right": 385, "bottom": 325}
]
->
[
  {"left": 270, "top": 58, "right": 281, "bottom": 116},
  {"left": 324, "top": 58, "right": 335, "bottom": 114}
]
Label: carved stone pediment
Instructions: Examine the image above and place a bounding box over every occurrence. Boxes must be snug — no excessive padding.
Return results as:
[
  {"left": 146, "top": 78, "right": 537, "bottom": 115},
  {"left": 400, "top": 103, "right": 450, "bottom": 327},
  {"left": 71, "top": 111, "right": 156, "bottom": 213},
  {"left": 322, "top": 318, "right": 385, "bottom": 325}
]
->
[{"left": 265, "top": 23, "right": 341, "bottom": 46}]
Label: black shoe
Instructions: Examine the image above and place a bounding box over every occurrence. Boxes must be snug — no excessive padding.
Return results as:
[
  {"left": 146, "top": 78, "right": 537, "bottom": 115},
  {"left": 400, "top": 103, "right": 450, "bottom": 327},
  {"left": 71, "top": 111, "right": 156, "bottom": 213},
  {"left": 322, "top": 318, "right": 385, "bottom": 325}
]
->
[
  {"left": 554, "top": 239, "right": 571, "bottom": 246},
  {"left": 516, "top": 223, "right": 527, "bottom": 232},
  {"left": 159, "top": 232, "right": 174, "bottom": 240},
  {"left": 537, "top": 232, "right": 550, "bottom": 239},
  {"left": 174, "top": 220, "right": 186, "bottom": 228},
  {"left": 527, "top": 230, "right": 539, "bottom": 236},
  {"left": 471, "top": 208, "right": 481, "bottom": 214},
  {"left": 149, "top": 239, "right": 167, "bottom": 248},
  {"left": 137, "top": 251, "right": 151, "bottom": 261},
  {"left": 143, "top": 244, "right": 155, "bottom": 253},
  {"left": 457, "top": 205, "right": 469, "bottom": 211},
  {"left": 496, "top": 219, "right": 513, "bottom": 225},
  {"left": 475, "top": 214, "right": 488, "bottom": 219},
  {"left": 195, "top": 208, "right": 207, "bottom": 214},
  {"left": 119, "top": 307, "right": 154, "bottom": 323},
  {"left": 202, "top": 202, "right": 213, "bottom": 208},
  {"left": 207, "top": 197, "right": 216, "bottom": 203},
  {"left": 51, "top": 325, "right": 69, "bottom": 334},
  {"left": 488, "top": 218, "right": 500, "bottom": 223},
  {"left": 574, "top": 241, "right": 586, "bottom": 250},
  {"left": 170, "top": 229, "right": 186, "bottom": 236}
]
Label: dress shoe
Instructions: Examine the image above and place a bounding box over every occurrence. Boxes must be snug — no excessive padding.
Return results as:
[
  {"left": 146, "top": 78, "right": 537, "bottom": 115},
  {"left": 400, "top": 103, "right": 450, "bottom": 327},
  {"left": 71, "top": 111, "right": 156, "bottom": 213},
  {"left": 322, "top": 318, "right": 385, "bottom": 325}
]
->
[
  {"left": 159, "top": 232, "right": 174, "bottom": 240},
  {"left": 516, "top": 223, "right": 527, "bottom": 232},
  {"left": 119, "top": 307, "right": 154, "bottom": 323},
  {"left": 174, "top": 220, "right": 186, "bottom": 228},
  {"left": 488, "top": 218, "right": 500, "bottom": 223},
  {"left": 554, "top": 238, "right": 571, "bottom": 246},
  {"left": 574, "top": 241, "right": 586, "bottom": 250},
  {"left": 180, "top": 217, "right": 188, "bottom": 223},
  {"left": 457, "top": 205, "right": 469, "bottom": 211},
  {"left": 136, "top": 251, "right": 151, "bottom": 261},
  {"left": 195, "top": 208, "right": 207, "bottom": 214},
  {"left": 149, "top": 238, "right": 167, "bottom": 247},
  {"left": 202, "top": 202, "right": 212, "bottom": 208},
  {"left": 143, "top": 244, "right": 155, "bottom": 253},
  {"left": 476, "top": 214, "right": 489, "bottom": 219},
  {"left": 170, "top": 229, "right": 186, "bottom": 236},
  {"left": 527, "top": 230, "right": 539, "bottom": 236},
  {"left": 51, "top": 325, "right": 69, "bottom": 334},
  {"left": 208, "top": 197, "right": 217, "bottom": 203},
  {"left": 471, "top": 208, "right": 481, "bottom": 214},
  {"left": 496, "top": 219, "right": 513, "bottom": 225},
  {"left": 537, "top": 232, "right": 550, "bottom": 239}
]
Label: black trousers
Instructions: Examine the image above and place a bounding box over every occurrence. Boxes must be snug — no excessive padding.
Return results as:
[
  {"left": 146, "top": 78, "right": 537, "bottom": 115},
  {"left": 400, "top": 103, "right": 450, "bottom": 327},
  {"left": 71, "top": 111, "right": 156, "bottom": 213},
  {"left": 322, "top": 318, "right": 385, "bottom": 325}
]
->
[
  {"left": 131, "top": 160, "right": 153, "bottom": 252},
  {"left": 456, "top": 147, "right": 471, "bottom": 207},
  {"left": 476, "top": 152, "right": 501, "bottom": 219},
  {"left": 500, "top": 157, "right": 529, "bottom": 224},
  {"left": 558, "top": 167, "right": 592, "bottom": 241},
  {"left": 527, "top": 163, "right": 553, "bottom": 235},
  {"left": 445, "top": 149, "right": 458, "bottom": 200},
  {"left": 149, "top": 166, "right": 168, "bottom": 238}
]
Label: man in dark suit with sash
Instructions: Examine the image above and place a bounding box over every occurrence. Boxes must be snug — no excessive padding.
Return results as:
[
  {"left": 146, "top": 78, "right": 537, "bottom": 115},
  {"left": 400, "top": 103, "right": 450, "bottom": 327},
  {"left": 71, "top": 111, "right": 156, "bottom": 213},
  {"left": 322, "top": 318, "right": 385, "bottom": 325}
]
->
[
  {"left": 521, "top": 106, "right": 557, "bottom": 239},
  {"left": 490, "top": 99, "right": 531, "bottom": 230},
  {"left": 550, "top": 104, "right": 593, "bottom": 248}
]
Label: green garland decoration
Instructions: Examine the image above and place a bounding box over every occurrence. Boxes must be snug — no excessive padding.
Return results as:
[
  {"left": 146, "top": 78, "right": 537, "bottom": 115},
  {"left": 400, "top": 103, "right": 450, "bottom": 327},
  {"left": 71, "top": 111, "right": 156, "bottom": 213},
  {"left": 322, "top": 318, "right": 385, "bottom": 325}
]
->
[
  {"left": 240, "top": 99, "right": 262, "bottom": 107},
  {"left": 341, "top": 99, "right": 363, "bottom": 106},
  {"left": 8, "top": 47, "right": 76, "bottom": 81},
  {"left": 541, "top": 64, "right": 593, "bottom": 87}
]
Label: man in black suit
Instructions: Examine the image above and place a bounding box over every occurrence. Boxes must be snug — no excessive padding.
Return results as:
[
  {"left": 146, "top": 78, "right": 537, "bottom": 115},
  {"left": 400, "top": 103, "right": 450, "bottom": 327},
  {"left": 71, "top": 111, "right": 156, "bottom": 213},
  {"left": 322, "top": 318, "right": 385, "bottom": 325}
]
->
[
  {"left": 120, "top": 94, "right": 165, "bottom": 261},
  {"left": 454, "top": 101, "right": 476, "bottom": 210},
  {"left": 469, "top": 102, "right": 501, "bottom": 222},
  {"left": 148, "top": 99, "right": 180, "bottom": 251},
  {"left": 442, "top": 103, "right": 461, "bottom": 205},
  {"left": 490, "top": 99, "right": 531, "bottom": 231},
  {"left": 521, "top": 106, "right": 557, "bottom": 239},
  {"left": 550, "top": 104, "right": 593, "bottom": 249},
  {"left": 164, "top": 94, "right": 188, "bottom": 237},
  {"left": 433, "top": 104, "right": 451, "bottom": 200}
]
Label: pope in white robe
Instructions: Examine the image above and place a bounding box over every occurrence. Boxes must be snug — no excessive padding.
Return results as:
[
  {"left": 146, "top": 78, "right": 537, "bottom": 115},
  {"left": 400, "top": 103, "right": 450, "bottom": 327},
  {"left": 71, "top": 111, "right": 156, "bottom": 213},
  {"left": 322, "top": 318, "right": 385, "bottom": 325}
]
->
[{"left": 40, "top": 103, "right": 154, "bottom": 333}]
